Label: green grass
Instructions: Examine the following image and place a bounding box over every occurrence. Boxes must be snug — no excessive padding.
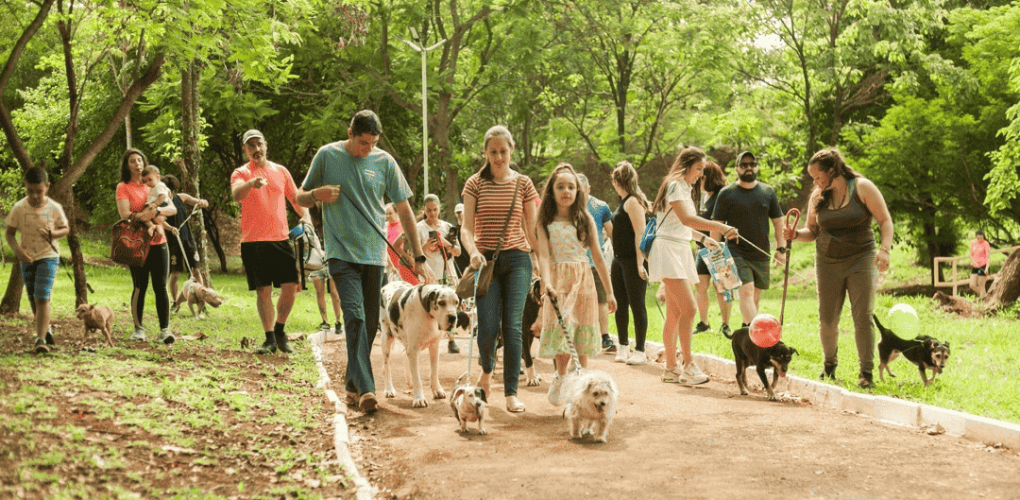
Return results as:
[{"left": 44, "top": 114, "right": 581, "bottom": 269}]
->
[{"left": 609, "top": 241, "right": 1020, "bottom": 424}]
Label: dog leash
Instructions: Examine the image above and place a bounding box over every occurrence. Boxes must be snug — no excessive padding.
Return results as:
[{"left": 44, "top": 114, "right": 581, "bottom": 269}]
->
[
  {"left": 47, "top": 228, "right": 95, "bottom": 294},
  {"left": 463, "top": 269, "right": 480, "bottom": 383},
  {"left": 339, "top": 190, "right": 417, "bottom": 272},
  {"left": 548, "top": 295, "right": 582, "bottom": 376},
  {"left": 778, "top": 209, "right": 800, "bottom": 330}
]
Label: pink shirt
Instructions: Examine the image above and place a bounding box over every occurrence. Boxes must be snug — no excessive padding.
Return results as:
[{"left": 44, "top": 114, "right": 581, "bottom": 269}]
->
[
  {"left": 230, "top": 161, "right": 301, "bottom": 243},
  {"left": 970, "top": 238, "right": 990, "bottom": 268},
  {"left": 117, "top": 181, "right": 166, "bottom": 245}
]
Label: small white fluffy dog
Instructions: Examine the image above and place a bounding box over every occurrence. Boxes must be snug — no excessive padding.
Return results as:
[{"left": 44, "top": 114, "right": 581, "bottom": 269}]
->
[
  {"left": 562, "top": 368, "right": 619, "bottom": 443},
  {"left": 379, "top": 281, "right": 459, "bottom": 408}
]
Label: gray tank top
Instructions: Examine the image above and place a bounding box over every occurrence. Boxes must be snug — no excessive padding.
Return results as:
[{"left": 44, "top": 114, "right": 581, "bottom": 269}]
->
[{"left": 816, "top": 178, "right": 874, "bottom": 259}]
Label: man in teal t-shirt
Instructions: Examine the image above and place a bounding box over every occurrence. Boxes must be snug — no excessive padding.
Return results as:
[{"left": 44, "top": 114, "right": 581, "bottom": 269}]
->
[{"left": 296, "top": 110, "right": 433, "bottom": 414}]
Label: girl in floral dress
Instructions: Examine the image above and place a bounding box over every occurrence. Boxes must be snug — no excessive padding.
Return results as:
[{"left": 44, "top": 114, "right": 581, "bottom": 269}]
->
[{"left": 536, "top": 163, "right": 617, "bottom": 405}]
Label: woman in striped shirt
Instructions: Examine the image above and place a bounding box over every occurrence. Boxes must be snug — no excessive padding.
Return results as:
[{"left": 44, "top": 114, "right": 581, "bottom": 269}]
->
[{"left": 460, "top": 126, "right": 539, "bottom": 413}]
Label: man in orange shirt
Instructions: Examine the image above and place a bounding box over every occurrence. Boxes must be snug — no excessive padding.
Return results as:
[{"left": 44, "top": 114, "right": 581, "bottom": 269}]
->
[{"left": 231, "top": 129, "right": 309, "bottom": 355}]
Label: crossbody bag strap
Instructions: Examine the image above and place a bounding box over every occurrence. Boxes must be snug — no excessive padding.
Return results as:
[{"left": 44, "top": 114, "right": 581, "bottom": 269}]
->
[{"left": 491, "top": 177, "right": 524, "bottom": 261}]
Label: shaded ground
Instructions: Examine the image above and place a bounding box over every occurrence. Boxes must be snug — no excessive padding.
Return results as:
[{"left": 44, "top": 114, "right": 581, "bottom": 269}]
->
[
  {"left": 0, "top": 315, "right": 355, "bottom": 499},
  {"left": 324, "top": 336, "right": 1020, "bottom": 500}
]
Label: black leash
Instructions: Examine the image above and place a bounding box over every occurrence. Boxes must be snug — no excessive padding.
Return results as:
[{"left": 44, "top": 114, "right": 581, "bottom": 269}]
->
[{"left": 340, "top": 190, "right": 415, "bottom": 270}]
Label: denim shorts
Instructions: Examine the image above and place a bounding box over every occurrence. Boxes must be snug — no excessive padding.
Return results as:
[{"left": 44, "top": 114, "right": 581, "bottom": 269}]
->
[{"left": 21, "top": 257, "right": 59, "bottom": 301}]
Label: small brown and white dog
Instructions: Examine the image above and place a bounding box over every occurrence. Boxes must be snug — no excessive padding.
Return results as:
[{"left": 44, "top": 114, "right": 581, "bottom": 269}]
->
[
  {"left": 562, "top": 369, "right": 619, "bottom": 443},
  {"left": 75, "top": 304, "right": 115, "bottom": 347},
  {"left": 173, "top": 278, "right": 225, "bottom": 318},
  {"left": 450, "top": 371, "right": 488, "bottom": 434},
  {"left": 379, "top": 282, "right": 459, "bottom": 408}
]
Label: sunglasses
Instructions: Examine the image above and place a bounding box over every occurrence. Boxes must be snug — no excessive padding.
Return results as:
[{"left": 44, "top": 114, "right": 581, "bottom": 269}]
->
[{"left": 738, "top": 161, "right": 758, "bottom": 168}]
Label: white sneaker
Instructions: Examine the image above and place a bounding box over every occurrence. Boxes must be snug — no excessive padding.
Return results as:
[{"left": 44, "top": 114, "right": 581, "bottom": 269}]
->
[
  {"left": 626, "top": 350, "right": 646, "bottom": 365},
  {"left": 547, "top": 374, "right": 565, "bottom": 406},
  {"left": 130, "top": 327, "right": 146, "bottom": 342},
  {"left": 158, "top": 328, "right": 175, "bottom": 345},
  {"left": 661, "top": 366, "right": 683, "bottom": 383},
  {"left": 680, "top": 362, "right": 710, "bottom": 386},
  {"left": 615, "top": 344, "right": 630, "bottom": 363}
]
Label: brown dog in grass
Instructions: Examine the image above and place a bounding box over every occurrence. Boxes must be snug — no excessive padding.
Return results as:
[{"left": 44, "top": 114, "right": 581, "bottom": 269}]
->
[
  {"left": 75, "top": 304, "right": 115, "bottom": 347},
  {"left": 174, "top": 278, "right": 225, "bottom": 318}
]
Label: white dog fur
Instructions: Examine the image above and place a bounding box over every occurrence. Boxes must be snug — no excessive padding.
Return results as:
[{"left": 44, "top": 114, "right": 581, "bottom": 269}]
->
[
  {"left": 450, "top": 372, "right": 488, "bottom": 434},
  {"left": 562, "top": 368, "right": 618, "bottom": 443},
  {"left": 380, "top": 282, "right": 459, "bottom": 408}
]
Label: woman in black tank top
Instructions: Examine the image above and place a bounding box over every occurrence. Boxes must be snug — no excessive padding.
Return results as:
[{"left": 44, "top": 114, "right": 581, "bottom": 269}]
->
[
  {"left": 784, "top": 149, "right": 894, "bottom": 389},
  {"left": 608, "top": 162, "right": 651, "bottom": 364}
]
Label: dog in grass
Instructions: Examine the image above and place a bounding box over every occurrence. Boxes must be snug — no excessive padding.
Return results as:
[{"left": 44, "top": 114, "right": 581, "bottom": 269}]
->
[
  {"left": 75, "top": 304, "right": 115, "bottom": 347},
  {"left": 873, "top": 315, "right": 950, "bottom": 386}
]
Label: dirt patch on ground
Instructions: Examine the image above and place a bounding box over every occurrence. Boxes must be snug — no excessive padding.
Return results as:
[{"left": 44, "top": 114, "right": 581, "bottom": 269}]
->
[
  {"left": 0, "top": 316, "right": 354, "bottom": 499},
  {"left": 323, "top": 337, "right": 1020, "bottom": 500}
]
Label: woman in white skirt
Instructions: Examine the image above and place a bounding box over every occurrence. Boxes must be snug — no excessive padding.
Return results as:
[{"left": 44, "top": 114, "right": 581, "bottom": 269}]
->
[{"left": 648, "top": 146, "right": 738, "bottom": 385}]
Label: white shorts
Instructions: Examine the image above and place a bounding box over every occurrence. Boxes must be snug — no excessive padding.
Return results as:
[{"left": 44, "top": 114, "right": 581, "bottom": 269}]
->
[{"left": 647, "top": 238, "right": 697, "bottom": 282}]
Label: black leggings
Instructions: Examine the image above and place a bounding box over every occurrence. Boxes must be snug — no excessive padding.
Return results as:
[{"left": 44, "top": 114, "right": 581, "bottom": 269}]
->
[
  {"left": 130, "top": 243, "right": 170, "bottom": 330},
  {"left": 611, "top": 257, "right": 648, "bottom": 352}
]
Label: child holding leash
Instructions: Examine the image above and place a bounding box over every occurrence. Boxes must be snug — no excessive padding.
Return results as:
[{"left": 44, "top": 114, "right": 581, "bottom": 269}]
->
[
  {"left": 5, "top": 167, "right": 69, "bottom": 353},
  {"left": 536, "top": 163, "right": 617, "bottom": 406}
]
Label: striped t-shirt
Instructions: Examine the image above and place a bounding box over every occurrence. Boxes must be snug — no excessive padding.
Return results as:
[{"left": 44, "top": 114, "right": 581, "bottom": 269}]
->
[{"left": 462, "top": 171, "right": 538, "bottom": 252}]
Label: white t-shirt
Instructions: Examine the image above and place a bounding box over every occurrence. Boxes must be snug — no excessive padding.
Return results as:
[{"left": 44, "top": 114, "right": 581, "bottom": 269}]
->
[
  {"left": 146, "top": 181, "right": 171, "bottom": 206},
  {"left": 417, "top": 219, "right": 456, "bottom": 283},
  {"left": 5, "top": 197, "right": 68, "bottom": 261},
  {"left": 656, "top": 180, "right": 695, "bottom": 242}
]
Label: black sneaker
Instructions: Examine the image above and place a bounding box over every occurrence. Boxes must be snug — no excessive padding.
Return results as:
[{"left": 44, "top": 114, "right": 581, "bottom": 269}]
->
[
  {"left": 820, "top": 362, "right": 838, "bottom": 381},
  {"left": 858, "top": 370, "right": 874, "bottom": 389},
  {"left": 448, "top": 339, "right": 461, "bottom": 354},
  {"left": 275, "top": 332, "right": 293, "bottom": 354},
  {"left": 318, "top": 321, "right": 330, "bottom": 331},
  {"left": 334, "top": 322, "right": 343, "bottom": 334},
  {"left": 255, "top": 340, "right": 277, "bottom": 355},
  {"left": 693, "top": 321, "right": 711, "bottom": 335},
  {"left": 45, "top": 329, "right": 55, "bottom": 345},
  {"left": 34, "top": 337, "right": 49, "bottom": 354},
  {"left": 601, "top": 337, "right": 617, "bottom": 353},
  {"left": 720, "top": 324, "right": 732, "bottom": 338}
]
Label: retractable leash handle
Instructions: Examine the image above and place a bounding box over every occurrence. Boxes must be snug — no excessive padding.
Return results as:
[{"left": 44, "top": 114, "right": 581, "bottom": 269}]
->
[{"left": 779, "top": 208, "right": 801, "bottom": 327}]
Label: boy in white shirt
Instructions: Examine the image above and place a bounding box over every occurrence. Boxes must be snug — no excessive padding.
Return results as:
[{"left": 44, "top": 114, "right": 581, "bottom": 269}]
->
[{"left": 4, "top": 167, "right": 69, "bottom": 353}]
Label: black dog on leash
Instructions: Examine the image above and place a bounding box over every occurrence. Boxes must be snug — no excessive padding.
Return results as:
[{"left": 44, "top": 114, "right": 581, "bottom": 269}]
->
[
  {"left": 724, "top": 327, "right": 799, "bottom": 401},
  {"left": 489, "top": 278, "right": 542, "bottom": 386},
  {"left": 873, "top": 315, "right": 950, "bottom": 386}
]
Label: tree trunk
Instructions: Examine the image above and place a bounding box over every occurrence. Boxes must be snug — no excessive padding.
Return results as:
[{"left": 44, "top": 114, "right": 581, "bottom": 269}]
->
[
  {"left": 181, "top": 61, "right": 212, "bottom": 286},
  {"left": 0, "top": 262, "right": 24, "bottom": 315},
  {"left": 203, "top": 208, "right": 229, "bottom": 273},
  {"left": 61, "top": 193, "right": 89, "bottom": 306},
  {"left": 987, "top": 247, "right": 1020, "bottom": 310}
]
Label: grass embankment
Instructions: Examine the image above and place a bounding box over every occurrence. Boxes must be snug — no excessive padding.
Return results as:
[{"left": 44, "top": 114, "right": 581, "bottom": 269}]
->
[
  {"left": 0, "top": 229, "right": 353, "bottom": 498},
  {"left": 614, "top": 243, "right": 1020, "bottom": 424}
]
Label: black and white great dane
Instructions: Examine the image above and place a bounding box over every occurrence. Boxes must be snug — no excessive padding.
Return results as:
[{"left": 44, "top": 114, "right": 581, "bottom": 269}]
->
[{"left": 379, "top": 281, "right": 460, "bottom": 408}]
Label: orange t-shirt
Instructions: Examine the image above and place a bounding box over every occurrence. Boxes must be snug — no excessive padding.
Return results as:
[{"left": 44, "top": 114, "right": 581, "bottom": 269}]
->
[
  {"left": 116, "top": 181, "right": 166, "bottom": 245},
  {"left": 230, "top": 161, "right": 301, "bottom": 243}
]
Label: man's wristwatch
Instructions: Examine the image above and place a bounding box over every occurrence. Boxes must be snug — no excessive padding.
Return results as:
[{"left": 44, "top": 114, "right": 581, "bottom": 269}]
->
[
  {"left": 777, "top": 247, "right": 787, "bottom": 254},
  {"left": 415, "top": 254, "right": 427, "bottom": 264}
]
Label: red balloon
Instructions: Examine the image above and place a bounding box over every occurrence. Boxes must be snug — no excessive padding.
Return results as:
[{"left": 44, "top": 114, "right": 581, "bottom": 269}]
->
[{"left": 749, "top": 314, "right": 781, "bottom": 348}]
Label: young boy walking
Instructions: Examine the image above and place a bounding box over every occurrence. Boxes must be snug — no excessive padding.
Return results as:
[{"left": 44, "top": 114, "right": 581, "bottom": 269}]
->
[{"left": 5, "top": 167, "right": 69, "bottom": 353}]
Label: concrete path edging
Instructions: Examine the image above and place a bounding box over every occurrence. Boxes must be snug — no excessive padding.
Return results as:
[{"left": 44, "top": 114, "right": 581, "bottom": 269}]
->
[
  {"left": 310, "top": 331, "right": 375, "bottom": 500},
  {"left": 647, "top": 342, "right": 1020, "bottom": 448}
]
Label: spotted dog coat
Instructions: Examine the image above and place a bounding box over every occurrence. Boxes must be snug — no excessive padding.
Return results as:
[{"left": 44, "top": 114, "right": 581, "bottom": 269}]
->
[{"left": 380, "top": 281, "right": 460, "bottom": 408}]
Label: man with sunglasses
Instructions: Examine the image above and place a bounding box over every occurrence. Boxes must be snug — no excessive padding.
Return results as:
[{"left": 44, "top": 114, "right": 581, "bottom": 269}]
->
[{"left": 710, "top": 151, "right": 786, "bottom": 330}]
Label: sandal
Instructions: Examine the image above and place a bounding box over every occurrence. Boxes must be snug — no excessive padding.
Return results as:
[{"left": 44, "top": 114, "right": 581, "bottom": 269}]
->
[{"left": 505, "top": 395, "right": 526, "bottom": 413}]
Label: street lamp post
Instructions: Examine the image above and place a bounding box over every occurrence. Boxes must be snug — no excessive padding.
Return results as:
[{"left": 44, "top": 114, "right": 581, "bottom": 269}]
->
[{"left": 401, "top": 28, "right": 447, "bottom": 196}]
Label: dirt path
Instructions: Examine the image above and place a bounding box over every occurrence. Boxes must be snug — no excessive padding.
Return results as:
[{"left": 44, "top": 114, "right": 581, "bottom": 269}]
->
[{"left": 323, "top": 338, "right": 1019, "bottom": 500}]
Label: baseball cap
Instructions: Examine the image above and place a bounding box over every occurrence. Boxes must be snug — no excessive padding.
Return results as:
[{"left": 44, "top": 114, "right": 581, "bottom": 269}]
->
[
  {"left": 737, "top": 151, "right": 757, "bottom": 164},
  {"left": 242, "top": 129, "right": 265, "bottom": 145},
  {"left": 455, "top": 203, "right": 464, "bottom": 213}
]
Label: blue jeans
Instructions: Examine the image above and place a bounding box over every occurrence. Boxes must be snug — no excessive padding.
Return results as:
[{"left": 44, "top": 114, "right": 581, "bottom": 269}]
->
[
  {"left": 330, "top": 259, "right": 382, "bottom": 396},
  {"left": 475, "top": 250, "right": 532, "bottom": 397},
  {"left": 22, "top": 257, "right": 59, "bottom": 302}
]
